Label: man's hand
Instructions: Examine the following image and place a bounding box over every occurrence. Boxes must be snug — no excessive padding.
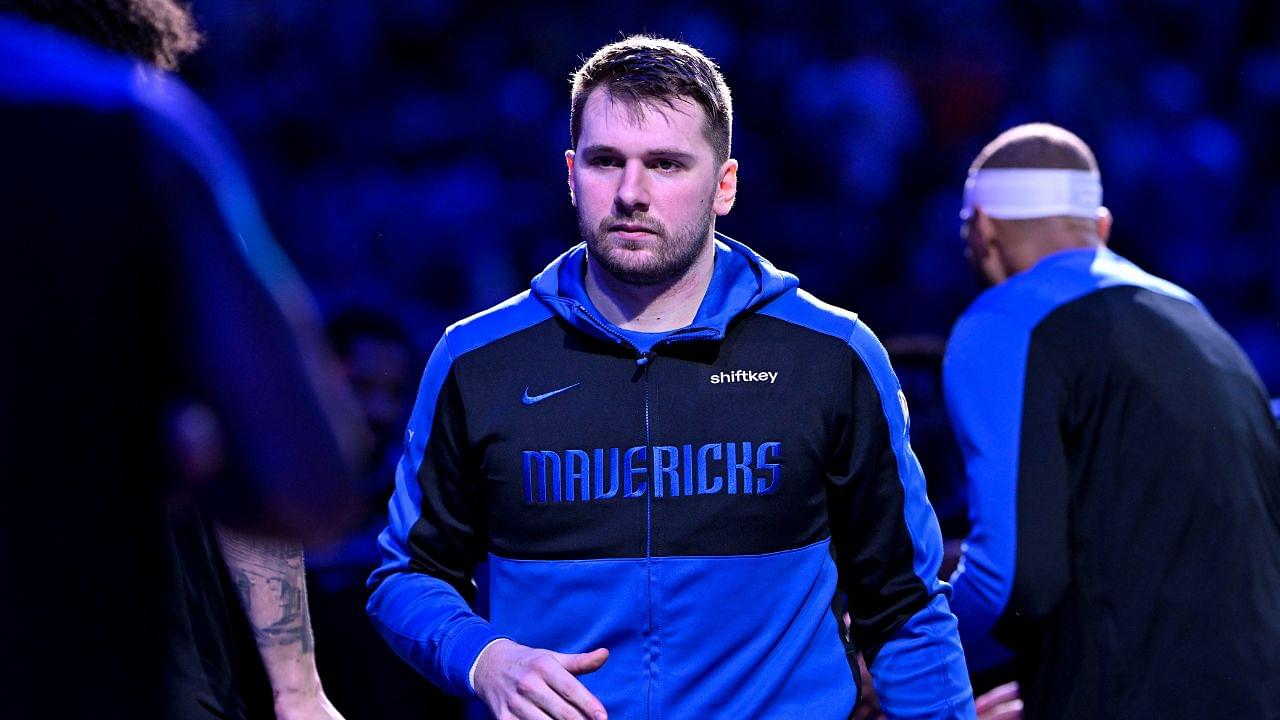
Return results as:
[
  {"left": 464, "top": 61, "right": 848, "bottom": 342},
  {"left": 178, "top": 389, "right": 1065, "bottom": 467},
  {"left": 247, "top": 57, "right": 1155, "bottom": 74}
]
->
[
  {"left": 473, "top": 639, "right": 609, "bottom": 720},
  {"left": 975, "top": 682, "right": 1022, "bottom": 720}
]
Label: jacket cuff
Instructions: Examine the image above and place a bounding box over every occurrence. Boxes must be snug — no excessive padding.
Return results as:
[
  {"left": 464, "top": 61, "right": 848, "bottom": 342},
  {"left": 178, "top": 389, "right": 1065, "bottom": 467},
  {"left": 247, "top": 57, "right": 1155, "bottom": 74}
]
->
[
  {"left": 443, "top": 621, "right": 509, "bottom": 696},
  {"left": 467, "top": 638, "right": 507, "bottom": 694}
]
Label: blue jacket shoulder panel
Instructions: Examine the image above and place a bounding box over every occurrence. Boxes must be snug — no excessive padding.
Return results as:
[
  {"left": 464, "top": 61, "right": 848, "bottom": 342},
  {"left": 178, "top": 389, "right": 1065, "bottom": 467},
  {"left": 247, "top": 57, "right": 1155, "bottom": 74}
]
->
[
  {"left": 445, "top": 290, "right": 556, "bottom": 359},
  {"left": 965, "top": 247, "right": 1201, "bottom": 331},
  {"left": 758, "top": 287, "right": 860, "bottom": 340}
]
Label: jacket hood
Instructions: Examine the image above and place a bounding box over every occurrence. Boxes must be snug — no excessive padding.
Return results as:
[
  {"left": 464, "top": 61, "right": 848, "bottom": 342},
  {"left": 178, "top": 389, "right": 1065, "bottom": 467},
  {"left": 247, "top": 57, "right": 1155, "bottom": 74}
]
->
[{"left": 530, "top": 232, "right": 798, "bottom": 348}]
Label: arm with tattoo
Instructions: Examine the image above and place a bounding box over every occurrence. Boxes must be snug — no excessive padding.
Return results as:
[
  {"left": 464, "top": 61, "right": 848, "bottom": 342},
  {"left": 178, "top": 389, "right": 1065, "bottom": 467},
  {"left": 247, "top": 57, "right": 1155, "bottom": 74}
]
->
[{"left": 215, "top": 526, "right": 345, "bottom": 720}]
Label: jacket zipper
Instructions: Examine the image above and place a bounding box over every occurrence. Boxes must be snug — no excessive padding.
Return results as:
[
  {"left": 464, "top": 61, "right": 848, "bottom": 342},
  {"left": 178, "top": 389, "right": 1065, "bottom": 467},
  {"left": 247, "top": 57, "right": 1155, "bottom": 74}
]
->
[
  {"left": 640, "top": 349, "right": 655, "bottom": 720},
  {"left": 571, "top": 302, "right": 721, "bottom": 720},
  {"left": 570, "top": 304, "right": 657, "bottom": 716}
]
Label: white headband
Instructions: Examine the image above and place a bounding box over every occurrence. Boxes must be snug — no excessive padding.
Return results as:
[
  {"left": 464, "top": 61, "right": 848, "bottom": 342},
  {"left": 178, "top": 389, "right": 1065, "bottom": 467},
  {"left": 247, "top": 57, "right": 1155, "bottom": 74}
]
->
[{"left": 960, "top": 168, "right": 1104, "bottom": 221}]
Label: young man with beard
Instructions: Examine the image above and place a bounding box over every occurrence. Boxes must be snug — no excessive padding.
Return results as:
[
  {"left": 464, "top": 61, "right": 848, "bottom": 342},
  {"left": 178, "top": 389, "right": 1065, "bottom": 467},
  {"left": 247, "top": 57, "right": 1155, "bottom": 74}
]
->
[
  {"left": 368, "top": 36, "right": 974, "bottom": 720},
  {"left": 943, "top": 123, "right": 1280, "bottom": 718}
]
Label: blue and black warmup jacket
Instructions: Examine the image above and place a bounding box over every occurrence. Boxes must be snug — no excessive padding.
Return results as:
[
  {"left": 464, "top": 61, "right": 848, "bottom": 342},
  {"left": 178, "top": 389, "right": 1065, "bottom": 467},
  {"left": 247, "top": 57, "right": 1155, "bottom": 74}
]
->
[
  {"left": 368, "top": 236, "right": 975, "bottom": 719},
  {"left": 944, "top": 247, "right": 1280, "bottom": 718}
]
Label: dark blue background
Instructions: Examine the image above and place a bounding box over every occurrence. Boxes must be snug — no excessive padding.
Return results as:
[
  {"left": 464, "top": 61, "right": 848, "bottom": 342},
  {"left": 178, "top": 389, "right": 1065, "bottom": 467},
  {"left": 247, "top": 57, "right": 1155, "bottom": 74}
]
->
[{"left": 183, "top": 0, "right": 1280, "bottom": 392}]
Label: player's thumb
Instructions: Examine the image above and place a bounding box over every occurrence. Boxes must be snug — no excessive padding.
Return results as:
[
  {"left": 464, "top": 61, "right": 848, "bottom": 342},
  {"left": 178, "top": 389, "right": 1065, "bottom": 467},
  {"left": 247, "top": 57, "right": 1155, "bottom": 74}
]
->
[{"left": 553, "top": 647, "right": 610, "bottom": 675}]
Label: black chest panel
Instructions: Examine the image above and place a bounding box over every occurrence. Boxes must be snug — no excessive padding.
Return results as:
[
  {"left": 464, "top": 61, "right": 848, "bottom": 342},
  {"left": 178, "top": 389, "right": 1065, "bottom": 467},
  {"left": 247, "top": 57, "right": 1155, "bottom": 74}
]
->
[{"left": 453, "top": 314, "right": 851, "bottom": 560}]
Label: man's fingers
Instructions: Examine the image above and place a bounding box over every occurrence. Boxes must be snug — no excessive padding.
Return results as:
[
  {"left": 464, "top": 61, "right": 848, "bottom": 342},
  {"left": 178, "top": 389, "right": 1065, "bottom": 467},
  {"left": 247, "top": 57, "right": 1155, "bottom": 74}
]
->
[
  {"left": 504, "top": 692, "right": 556, "bottom": 720},
  {"left": 551, "top": 647, "right": 609, "bottom": 675},
  {"left": 542, "top": 661, "right": 608, "bottom": 720},
  {"left": 975, "top": 682, "right": 1020, "bottom": 713},
  {"left": 515, "top": 667, "right": 589, "bottom": 720},
  {"left": 979, "top": 700, "right": 1023, "bottom": 720}
]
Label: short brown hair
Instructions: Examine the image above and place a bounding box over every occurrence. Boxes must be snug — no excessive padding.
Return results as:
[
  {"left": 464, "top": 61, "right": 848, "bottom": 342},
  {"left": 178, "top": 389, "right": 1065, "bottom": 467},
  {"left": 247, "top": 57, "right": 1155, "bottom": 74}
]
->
[{"left": 570, "top": 35, "right": 733, "bottom": 165}]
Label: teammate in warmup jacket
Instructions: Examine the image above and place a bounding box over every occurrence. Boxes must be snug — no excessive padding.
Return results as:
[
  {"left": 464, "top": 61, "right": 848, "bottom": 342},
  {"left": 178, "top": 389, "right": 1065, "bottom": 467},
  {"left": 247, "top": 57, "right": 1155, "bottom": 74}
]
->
[{"left": 943, "top": 123, "right": 1280, "bottom": 719}]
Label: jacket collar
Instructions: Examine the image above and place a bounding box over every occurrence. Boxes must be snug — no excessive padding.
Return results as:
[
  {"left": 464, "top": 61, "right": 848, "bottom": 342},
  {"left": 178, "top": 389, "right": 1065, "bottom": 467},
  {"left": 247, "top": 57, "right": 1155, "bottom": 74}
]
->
[{"left": 530, "top": 232, "right": 798, "bottom": 348}]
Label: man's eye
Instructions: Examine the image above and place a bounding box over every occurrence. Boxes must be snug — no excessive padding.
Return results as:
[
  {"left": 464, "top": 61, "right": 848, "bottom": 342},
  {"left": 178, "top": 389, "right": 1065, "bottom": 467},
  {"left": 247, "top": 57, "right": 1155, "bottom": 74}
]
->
[
  {"left": 653, "top": 159, "right": 681, "bottom": 171},
  {"left": 590, "top": 157, "right": 621, "bottom": 167}
]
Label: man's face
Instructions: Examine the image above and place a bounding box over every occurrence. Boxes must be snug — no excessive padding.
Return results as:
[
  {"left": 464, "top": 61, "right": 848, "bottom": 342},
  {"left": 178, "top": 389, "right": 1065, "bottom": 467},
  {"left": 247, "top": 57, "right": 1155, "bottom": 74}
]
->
[{"left": 567, "top": 88, "right": 736, "bottom": 285}]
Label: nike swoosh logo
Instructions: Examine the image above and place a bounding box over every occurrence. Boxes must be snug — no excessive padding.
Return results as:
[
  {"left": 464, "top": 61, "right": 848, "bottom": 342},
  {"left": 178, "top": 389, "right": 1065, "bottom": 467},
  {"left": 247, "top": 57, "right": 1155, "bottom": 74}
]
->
[{"left": 522, "top": 383, "right": 581, "bottom": 406}]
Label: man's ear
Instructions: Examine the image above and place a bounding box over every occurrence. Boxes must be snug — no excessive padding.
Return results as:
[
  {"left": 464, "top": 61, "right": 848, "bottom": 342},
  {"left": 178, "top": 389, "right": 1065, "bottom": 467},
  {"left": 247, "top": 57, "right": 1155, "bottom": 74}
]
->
[
  {"left": 974, "top": 208, "right": 999, "bottom": 250},
  {"left": 565, "top": 149, "right": 576, "bottom": 207},
  {"left": 969, "top": 208, "right": 1011, "bottom": 286},
  {"left": 712, "top": 158, "right": 738, "bottom": 216},
  {"left": 1097, "top": 206, "right": 1113, "bottom": 246}
]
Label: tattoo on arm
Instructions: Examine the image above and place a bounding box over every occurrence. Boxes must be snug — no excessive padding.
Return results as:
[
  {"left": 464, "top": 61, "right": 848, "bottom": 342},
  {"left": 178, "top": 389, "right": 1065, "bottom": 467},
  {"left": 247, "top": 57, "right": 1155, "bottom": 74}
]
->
[{"left": 216, "top": 527, "right": 314, "bottom": 653}]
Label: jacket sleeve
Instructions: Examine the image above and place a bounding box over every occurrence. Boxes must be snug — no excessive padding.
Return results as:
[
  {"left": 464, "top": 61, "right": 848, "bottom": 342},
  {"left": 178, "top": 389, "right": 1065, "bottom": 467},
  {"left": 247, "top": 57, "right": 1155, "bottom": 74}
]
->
[
  {"left": 829, "top": 320, "right": 975, "bottom": 719},
  {"left": 366, "top": 333, "right": 507, "bottom": 696},
  {"left": 941, "top": 309, "right": 1071, "bottom": 673}
]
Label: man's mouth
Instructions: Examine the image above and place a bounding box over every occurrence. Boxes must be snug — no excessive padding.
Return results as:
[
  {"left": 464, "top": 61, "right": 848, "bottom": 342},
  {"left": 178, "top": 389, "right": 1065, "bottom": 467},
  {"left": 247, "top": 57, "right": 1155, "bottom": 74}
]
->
[{"left": 609, "top": 223, "right": 658, "bottom": 235}]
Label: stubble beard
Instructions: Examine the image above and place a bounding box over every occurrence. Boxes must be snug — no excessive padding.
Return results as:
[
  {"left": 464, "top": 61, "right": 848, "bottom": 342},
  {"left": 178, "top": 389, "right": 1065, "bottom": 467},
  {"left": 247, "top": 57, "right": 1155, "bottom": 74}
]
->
[{"left": 580, "top": 204, "right": 715, "bottom": 287}]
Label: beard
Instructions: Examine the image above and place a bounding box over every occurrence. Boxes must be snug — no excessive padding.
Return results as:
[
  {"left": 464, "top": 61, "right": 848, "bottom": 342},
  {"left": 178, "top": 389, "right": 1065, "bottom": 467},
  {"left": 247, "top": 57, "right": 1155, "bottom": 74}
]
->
[{"left": 580, "top": 207, "right": 714, "bottom": 286}]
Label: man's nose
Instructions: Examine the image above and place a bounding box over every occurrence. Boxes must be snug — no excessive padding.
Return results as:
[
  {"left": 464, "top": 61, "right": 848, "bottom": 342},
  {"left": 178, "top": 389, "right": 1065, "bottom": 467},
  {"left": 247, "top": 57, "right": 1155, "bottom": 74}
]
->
[{"left": 614, "top": 160, "right": 650, "bottom": 214}]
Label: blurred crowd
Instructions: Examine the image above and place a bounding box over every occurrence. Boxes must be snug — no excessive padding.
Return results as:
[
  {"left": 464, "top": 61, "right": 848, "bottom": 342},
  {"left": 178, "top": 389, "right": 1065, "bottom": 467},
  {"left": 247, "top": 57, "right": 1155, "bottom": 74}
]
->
[{"left": 182, "top": 0, "right": 1280, "bottom": 393}]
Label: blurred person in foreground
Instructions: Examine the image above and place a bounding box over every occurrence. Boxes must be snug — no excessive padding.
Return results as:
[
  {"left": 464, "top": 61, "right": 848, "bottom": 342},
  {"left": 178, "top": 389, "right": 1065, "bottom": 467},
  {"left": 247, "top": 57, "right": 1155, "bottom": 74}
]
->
[
  {"left": 0, "top": 1, "right": 366, "bottom": 717},
  {"left": 943, "top": 122, "right": 1280, "bottom": 718},
  {"left": 367, "top": 35, "right": 973, "bottom": 720}
]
